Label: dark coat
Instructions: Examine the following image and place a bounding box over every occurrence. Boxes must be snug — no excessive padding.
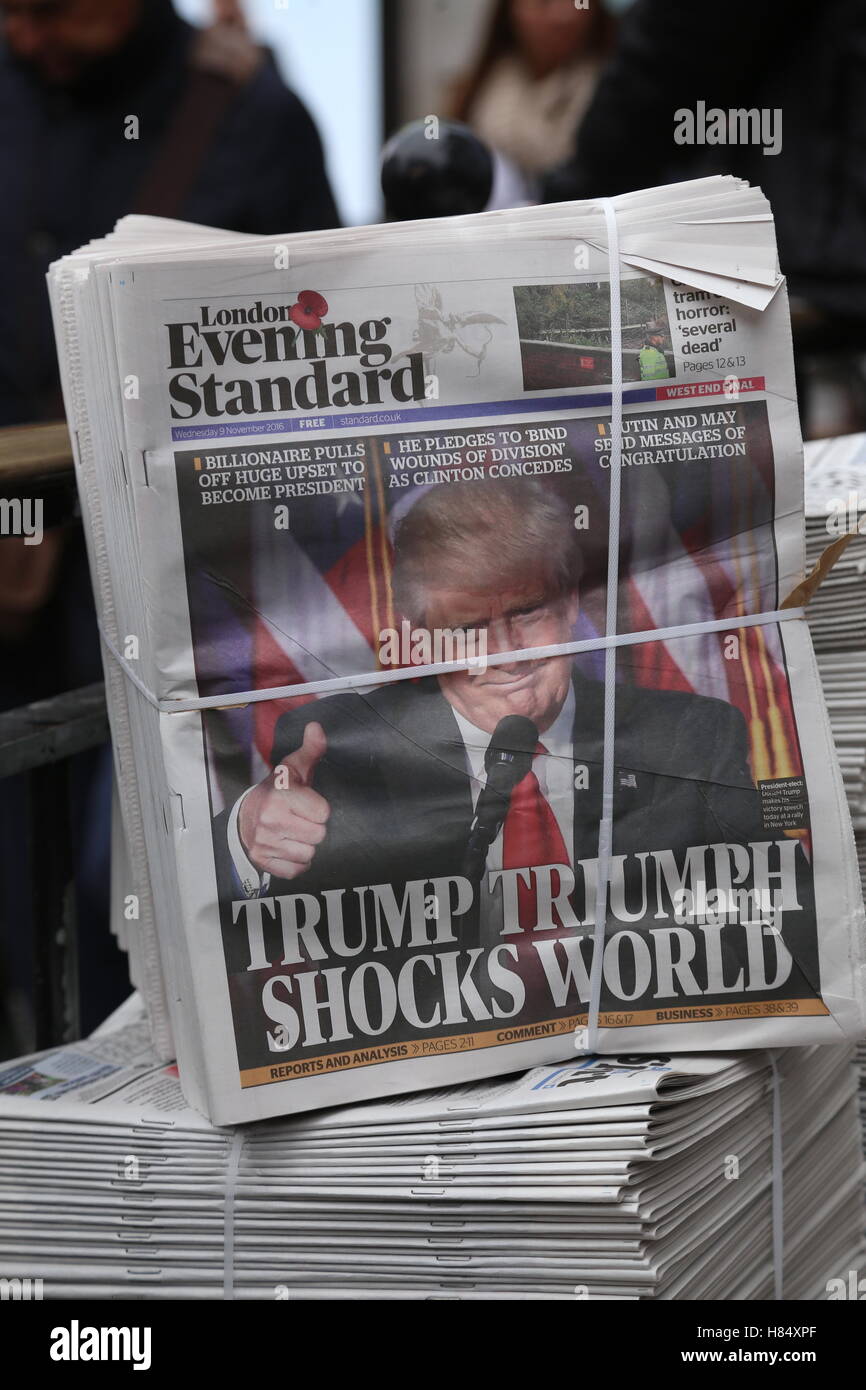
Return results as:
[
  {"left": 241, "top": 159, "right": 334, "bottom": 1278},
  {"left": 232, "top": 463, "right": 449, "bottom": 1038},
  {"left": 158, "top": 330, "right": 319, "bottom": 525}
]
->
[
  {"left": 0, "top": 0, "right": 339, "bottom": 426},
  {"left": 0, "top": 2, "right": 339, "bottom": 1033},
  {"left": 542, "top": 0, "right": 866, "bottom": 326}
]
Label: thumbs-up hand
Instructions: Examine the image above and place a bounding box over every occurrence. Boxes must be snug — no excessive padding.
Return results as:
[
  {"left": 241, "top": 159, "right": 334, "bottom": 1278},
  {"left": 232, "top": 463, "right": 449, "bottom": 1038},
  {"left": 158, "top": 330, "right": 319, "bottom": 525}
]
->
[{"left": 238, "top": 722, "right": 330, "bottom": 879}]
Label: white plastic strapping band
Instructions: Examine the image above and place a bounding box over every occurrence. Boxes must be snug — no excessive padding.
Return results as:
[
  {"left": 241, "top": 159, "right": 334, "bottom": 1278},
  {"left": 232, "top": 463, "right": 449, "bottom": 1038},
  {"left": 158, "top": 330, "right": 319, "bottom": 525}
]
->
[
  {"left": 574, "top": 204, "right": 786, "bottom": 1306},
  {"left": 586, "top": 197, "right": 623, "bottom": 1059},
  {"left": 99, "top": 607, "right": 805, "bottom": 714}
]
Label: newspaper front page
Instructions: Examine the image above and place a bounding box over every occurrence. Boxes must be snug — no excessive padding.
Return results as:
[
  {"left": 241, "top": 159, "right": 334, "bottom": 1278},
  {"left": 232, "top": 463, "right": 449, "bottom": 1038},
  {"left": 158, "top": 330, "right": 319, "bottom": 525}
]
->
[{"left": 49, "top": 179, "right": 866, "bottom": 1122}]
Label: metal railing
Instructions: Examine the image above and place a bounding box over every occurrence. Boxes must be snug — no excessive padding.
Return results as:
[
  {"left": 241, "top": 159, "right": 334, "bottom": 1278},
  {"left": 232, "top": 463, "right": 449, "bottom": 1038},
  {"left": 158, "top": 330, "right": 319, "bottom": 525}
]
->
[{"left": 0, "top": 422, "right": 110, "bottom": 1049}]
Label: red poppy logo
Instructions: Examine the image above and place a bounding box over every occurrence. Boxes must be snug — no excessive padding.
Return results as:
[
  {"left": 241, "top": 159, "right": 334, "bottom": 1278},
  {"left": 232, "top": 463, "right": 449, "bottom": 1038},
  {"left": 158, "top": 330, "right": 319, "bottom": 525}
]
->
[{"left": 290, "top": 289, "right": 328, "bottom": 331}]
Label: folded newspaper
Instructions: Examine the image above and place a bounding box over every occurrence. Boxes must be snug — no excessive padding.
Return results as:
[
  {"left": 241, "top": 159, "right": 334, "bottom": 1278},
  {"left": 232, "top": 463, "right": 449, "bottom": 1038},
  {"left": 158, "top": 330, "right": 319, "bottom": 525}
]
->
[
  {"left": 49, "top": 176, "right": 866, "bottom": 1124},
  {"left": 0, "top": 1024, "right": 861, "bottom": 1299}
]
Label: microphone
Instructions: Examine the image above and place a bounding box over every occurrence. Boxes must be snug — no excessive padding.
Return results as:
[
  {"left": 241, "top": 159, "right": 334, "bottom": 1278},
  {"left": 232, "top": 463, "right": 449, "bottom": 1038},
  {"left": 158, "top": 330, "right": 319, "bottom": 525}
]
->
[
  {"left": 462, "top": 715, "right": 538, "bottom": 883},
  {"left": 381, "top": 120, "right": 494, "bottom": 221}
]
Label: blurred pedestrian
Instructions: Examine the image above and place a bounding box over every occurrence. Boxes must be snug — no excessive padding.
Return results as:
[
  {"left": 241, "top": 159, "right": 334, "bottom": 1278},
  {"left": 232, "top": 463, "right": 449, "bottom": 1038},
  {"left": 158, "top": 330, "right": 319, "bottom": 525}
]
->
[
  {"left": 0, "top": 0, "right": 339, "bottom": 1047},
  {"left": 451, "top": 0, "right": 614, "bottom": 183},
  {"left": 0, "top": 0, "right": 338, "bottom": 427},
  {"left": 541, "top": 0, "right": 866, "bottom": 340}
]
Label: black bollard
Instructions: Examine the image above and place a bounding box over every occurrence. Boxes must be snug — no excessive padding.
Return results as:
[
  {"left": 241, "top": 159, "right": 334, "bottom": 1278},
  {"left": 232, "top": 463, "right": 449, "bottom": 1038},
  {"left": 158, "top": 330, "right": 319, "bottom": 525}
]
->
[{"left": 380, "top": 119, "right": 494, "bottom": 222}]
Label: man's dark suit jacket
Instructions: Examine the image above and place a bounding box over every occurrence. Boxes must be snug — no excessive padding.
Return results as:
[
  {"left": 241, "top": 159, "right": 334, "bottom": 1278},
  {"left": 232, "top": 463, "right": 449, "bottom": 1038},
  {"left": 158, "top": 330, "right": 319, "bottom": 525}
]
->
[
  {"left": 216, "top": 668, "right": 820, "bottom": 1031},
  {"left": 263, "top": 669, "right": 764, "bottom": 888},
  {"left": 218, "top": 672, "right": 801, "bottom": 913}
]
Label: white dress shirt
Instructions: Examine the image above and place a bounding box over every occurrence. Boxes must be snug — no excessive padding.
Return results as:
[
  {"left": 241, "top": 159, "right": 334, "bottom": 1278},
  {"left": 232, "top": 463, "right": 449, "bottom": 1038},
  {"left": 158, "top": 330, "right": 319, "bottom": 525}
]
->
[{"left": 227, "top": 789, "right": 268, "bottom": 898}]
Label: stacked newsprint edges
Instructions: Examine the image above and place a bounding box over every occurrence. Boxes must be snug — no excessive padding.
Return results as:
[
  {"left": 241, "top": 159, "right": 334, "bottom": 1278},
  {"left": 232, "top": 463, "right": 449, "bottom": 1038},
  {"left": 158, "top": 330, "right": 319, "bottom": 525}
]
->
[
  {"left": 0, "top": 1024, "right": 861, "bottom": 1300},
  {"left": 804, "top": 433, "right": 866, "bottom": 836},
  {"left": 803, "top": 432, "right": 866, "bottom": 1169},
  {"left": 48, "top": 177, "right": 866, "bottom": 1125}
]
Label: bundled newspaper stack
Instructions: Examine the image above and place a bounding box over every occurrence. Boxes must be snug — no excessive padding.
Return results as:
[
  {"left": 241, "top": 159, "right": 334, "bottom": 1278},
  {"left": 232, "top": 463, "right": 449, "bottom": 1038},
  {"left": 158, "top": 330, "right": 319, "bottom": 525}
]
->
[
  {"left": 48, "top": 177, "right": 866, "bottom": 1126},
  {"left": 803, "top": 433, "right": 866, "bottom": 1167},
  {"left": 0, "top": 1022, "right": 861, "bottom": 1299}
]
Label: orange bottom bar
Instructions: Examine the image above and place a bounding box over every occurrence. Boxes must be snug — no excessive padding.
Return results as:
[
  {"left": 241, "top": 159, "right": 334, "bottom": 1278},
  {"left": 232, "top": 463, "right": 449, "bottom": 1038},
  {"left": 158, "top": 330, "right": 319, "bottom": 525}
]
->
[{"left": 238, "top": 997, "right": 828, "bottom": 1088}]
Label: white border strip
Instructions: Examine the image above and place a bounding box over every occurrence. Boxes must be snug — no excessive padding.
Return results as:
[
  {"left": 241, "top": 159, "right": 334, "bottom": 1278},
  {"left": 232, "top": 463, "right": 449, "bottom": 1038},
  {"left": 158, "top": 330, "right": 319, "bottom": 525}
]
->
[{"left": 100, "top": 607, "right": 804, "bottom": 714}]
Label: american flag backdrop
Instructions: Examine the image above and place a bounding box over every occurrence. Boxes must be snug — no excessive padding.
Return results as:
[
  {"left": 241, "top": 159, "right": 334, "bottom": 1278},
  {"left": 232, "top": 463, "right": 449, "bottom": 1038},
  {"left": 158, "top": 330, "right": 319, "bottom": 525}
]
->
[{"left": 185, "top": 405, "right": 804, "bottom": 815}]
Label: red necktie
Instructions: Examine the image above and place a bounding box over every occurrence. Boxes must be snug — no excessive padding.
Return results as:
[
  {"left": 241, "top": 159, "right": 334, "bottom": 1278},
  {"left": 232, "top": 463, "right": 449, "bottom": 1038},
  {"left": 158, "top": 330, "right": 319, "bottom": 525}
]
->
[{"left": 501, "top": 742, "right": 571, "bottom": 931}]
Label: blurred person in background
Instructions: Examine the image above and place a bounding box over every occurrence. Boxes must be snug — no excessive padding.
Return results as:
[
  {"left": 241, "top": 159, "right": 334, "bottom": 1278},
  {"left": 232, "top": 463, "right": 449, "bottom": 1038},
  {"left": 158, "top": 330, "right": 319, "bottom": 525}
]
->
[
  {"left": 0, "top": 0, "right": 338, "bottom": 426},
  {"left": 541, "top": 0, "right": 866, "bottom": 433},
  {"left": 0, "top": 0, "right": 338, "bottom": 1048},
  {"left": 451, "top": 0, "right": 615, "bottom": 185}
]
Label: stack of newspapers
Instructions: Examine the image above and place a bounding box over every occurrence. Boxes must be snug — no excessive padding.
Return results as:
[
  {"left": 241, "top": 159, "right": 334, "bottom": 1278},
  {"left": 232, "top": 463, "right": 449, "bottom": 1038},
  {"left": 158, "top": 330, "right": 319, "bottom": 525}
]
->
[
  {"left": 803, "top": 433, "right": 866, "bottom": 1171},
  {"left": 0, "top": 1023, "right": 862, "bottom": 1299},
  {"left": 804, "top": 433, "right": 866, "bottom": 870},
  {"left": 48, "top": 176, "right": 866, "bottom": 1128}
]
